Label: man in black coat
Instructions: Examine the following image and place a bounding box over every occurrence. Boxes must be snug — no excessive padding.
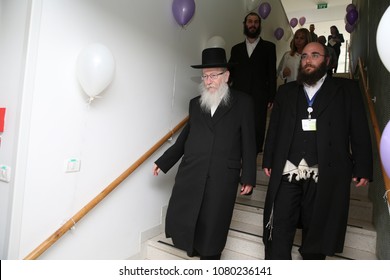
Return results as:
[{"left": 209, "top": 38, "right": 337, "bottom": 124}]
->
[
  {"left": 153, "top": 48, "right": 257, "bottom": 260},
  {"left": 229, "top": 12, "right": 277, "bottom": 154},
  {"left": 262, "top": 42, "right": 373, "bottom": 259}
]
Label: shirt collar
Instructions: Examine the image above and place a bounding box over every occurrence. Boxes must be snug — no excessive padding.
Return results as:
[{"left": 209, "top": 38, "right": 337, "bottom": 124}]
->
[
  {"left": 303, "top": 74, "right": 327, "bottom": 99},
  {"left": 246, "top": 37, "right": 260, "bottom": 46}
]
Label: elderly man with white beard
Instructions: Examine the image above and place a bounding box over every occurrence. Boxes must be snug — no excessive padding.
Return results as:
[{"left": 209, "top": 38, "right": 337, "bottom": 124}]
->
[{"left": 153, "top": 47, "right": 257, "bottom": 260}]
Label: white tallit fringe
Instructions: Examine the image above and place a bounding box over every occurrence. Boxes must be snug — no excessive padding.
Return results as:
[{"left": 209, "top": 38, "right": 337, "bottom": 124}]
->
[
  {"left": 265, "top": 206, "right": 274, "bottom": 241},
  {"left": 283, "top": 159, "right": 319, "bottom": 183}
]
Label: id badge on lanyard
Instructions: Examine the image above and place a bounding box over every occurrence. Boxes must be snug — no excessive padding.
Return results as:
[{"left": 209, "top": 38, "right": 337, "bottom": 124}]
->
[
  {"left": 302, "top": 92, "right": 317, "bottom": 131},
  {"left": 302, "top": 118, "right": 316, "bottom": 131}
]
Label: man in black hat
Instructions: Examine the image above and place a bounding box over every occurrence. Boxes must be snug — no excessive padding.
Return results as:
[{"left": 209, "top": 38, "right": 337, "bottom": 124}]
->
[{"left": 153, "top": 47, "right": 257, "bottom": 260}]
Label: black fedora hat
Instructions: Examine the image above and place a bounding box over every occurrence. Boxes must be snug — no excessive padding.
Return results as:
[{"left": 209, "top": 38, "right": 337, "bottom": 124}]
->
[{"left": 191, "top": 47, "right": 233, "bottom": 69}]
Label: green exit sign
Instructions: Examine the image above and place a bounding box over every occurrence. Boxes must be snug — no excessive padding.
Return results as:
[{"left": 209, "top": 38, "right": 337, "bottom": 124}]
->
[{"left": 317, "top": 3, "right": 328, "bottom": 9}]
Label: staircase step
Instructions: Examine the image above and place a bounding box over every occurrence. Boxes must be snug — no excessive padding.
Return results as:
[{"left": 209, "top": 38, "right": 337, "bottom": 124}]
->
[
  {"left": 232, "top": 199, "right": 376, "bottom": 255},
  {"left": 146, "top": 234, "right": 196, "bottom": 260},
  {"left": 144, "top": 154, "right": 377, "bottom": 260},
  {"left": 348, "top": 195, "right": 373, "bottom": 222},
  {"left": 146, "top": 217, "right": 377, "bottom": 260},
  {"left": 232, "top": 203, "right": 263, "bottom": 227},
  {"left": 256, "top": 170, "right": 269, "bottom": 186}
]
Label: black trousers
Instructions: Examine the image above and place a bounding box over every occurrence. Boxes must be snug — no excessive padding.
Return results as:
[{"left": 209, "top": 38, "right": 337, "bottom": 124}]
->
[{"left": 264, "top": 175, "right": 325, "bottom": 260}]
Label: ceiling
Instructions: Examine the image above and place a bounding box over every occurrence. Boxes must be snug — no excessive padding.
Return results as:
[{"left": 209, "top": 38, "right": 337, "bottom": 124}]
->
[
  {"left": 280, "top": 0, "right": 352, "bottom": 38},
  {"left": 281, "top": 0, "right": 351, "bottom": 20}
]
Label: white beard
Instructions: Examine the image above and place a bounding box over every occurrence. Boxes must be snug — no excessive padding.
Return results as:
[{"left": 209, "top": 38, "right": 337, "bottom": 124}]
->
[{"left": 199, "top": 82, "right": 230, "bottom": 113}]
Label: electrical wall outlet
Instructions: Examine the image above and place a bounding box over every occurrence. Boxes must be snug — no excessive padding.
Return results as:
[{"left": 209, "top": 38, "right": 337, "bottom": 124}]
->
[
  {"left": 64, "top": 158, "right": 81, "bottom": 173},
  {"left": 0, "top": 165, "right": 11, "bottom": 183}
]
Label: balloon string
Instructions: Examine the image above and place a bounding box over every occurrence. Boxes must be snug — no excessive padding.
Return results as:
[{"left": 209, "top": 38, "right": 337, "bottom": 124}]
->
[
  {"left": 66, "top": 101, "right": 91, "bottom": 223},
  {"left": 169, "top": 26, "right": 183, "bottom": 141},
  {"left": 169, "top": 64, "right": 177, "bottom": 142}
]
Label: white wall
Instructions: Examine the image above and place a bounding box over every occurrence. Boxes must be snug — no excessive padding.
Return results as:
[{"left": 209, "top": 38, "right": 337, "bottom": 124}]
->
[
  {"left": 1, "top": 0, "right": 290, "bottom": 259},
  {"left": 0, "top": 0, "right": 31, "bottom": 259}
]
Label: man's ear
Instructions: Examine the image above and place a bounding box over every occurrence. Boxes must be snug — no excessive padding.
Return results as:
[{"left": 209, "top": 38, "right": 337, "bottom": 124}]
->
[
  {"left": 326, "top": 56, "right": 330, "bottom": 66},
  {"left": 225, "top": 70, "right": 230, "bottom": 82}
]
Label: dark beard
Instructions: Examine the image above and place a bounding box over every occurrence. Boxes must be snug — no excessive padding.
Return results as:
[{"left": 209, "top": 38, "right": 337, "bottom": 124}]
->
[
  {"left": 244, "top": 25, "right": 260, "bottom": 39},
  {"left": 297, "top": 60, "right": 328, "bottom": 85}
]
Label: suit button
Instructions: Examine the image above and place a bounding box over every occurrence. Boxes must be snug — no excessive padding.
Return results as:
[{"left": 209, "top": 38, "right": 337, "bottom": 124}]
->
[{"left": 328, "top": 162, "right": 332, "bottom": 167}]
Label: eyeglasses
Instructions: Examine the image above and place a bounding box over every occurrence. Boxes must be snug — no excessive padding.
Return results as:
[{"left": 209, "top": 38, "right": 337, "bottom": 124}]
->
[
  {"left": 301, "top": 52, "right": 325, "bottom": 60},
  {"left": 201, "top": 71, "right": 225, "bottom": 80}
]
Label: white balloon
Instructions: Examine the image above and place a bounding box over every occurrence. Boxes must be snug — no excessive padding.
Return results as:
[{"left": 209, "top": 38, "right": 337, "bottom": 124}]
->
[
  {"left": 206, "top": 36, "right": 226, "bottom": 48},
  {"left": 377, "top": 6, "right": 390, "bottom": 72},
  {"left": 76, "top": 43, "right": 115, "bottom": 99},
  {"left": 246, "top": 0, "right": 261, "bottom": 12}
]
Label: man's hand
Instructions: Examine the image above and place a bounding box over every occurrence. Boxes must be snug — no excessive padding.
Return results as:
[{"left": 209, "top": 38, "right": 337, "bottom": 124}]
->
[
  {"left": 353, "top": 177, "right": 369, "bottom": 187},
  {"left": 240, "top": 184, "right": 253, "bottom": 195},
  {"left": 264, "top": 168, "right": 272, "bottom": 177},
  {"left": 152, "top": 164, "right": 160, "bottom": 176}
]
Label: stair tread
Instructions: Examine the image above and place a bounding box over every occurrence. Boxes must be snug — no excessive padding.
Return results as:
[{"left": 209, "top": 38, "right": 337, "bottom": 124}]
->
[
  {"left": 147, "top": 231, "right": 377, "bottom": 260},
  {"left": 145, "top": 153, "right": 377, "bottom": 260},
  {"left": 233, "top": 202, "right": 376, "bottom": 234},
  {"left": 235, "top": 197, "right": 264, "bottom": 209}
]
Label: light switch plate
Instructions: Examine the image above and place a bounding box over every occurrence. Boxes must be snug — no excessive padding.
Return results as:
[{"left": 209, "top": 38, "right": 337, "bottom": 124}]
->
[{"left": 0, "top": 165, "right": 11, "bottom": 182}]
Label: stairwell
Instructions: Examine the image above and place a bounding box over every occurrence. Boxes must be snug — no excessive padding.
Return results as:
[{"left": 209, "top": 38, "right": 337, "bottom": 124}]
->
[{"left": 143, "top": 154, "right": 377, "bottom": 260}]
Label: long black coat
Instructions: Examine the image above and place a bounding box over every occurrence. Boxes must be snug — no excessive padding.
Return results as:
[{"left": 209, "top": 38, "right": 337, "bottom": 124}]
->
[
  {"left": 155, "top": 89, "right": 257, "bottom": 256},
  {"left": 229, "top": 38, "right": 277, "bottom": 151},
  {"left": 262, "top": 77, "right": 373, "bottom": 255}
]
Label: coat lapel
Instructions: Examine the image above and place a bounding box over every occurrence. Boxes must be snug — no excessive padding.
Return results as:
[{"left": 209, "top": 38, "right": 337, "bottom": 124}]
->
[
  {"left": 201, "top": 106, "right": 214, "bottom": 131},
  {"left": 238, "top": 41, "right": 250, "bottom": 60},
  {"left": 211, "top": 90, "right": 237, "bottom": 125},
  {"left": 289, "top": 84, "right": 300, "bottom": 119},
  {"left": 315, "top": 77, "right": 339, "bottom": 117},
  {"left": 250, "top": 38, "right": 263, "bottom": 59}
]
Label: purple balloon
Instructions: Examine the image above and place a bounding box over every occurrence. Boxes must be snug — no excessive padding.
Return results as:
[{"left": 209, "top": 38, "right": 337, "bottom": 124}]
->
[
  {"left": 274, "top": 27, "right": 284, "bottom": 40},
  {"left": 380, "top": 121, "right": 390, "bottom": 178},
  {"left": 299, "top": 16, "right": 306, "bottom": 26},
  {"left": 346, "top": 9, "right": 358, "bottom": 25},
  {"left": 345, "top": 22, "right": 355, "bottom": 33},
  {"left": 290, "top": 18, "right": 298, "bottom": 28},
  {"left": 258, "top": 2, "right": 271, "bottom": 19},
  {"left": 172, "top": 0, "right": 195, "bottom": 26},
  {"left": 346, "top": 4, "right": 356, "bottom": 13}
]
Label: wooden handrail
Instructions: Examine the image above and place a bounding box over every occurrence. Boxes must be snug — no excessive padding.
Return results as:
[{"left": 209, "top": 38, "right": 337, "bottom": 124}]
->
[
  {"left": 357, "top": 58, "right": 390, "bottom": 204},
  {"left": 24, "top": 116, "right": 189, "bottom": 260}
]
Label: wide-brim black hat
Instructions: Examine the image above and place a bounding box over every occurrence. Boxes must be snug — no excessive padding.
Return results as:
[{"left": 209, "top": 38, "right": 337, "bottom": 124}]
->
[{"left": 191, "top": 47, "right": 233, "bottom": 69}]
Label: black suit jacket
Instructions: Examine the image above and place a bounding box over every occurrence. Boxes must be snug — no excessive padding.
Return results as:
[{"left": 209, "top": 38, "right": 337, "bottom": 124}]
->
[{"left": 229, "top": 38, "right": 277, "bottom": 105}]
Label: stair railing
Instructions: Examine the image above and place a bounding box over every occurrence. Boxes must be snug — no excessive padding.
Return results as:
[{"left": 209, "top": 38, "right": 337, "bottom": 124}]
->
[
  {"left": 357, "top": 58, "right": 390, "bottom": 205},
  {"left": 23, "top": 116, "right": 189, "bottom": 260}
]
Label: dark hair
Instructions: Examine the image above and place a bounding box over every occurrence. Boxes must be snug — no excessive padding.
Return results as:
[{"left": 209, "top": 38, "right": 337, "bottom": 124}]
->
[
  {"left": 243, "top": 12, "right": 261, "bottom": 24},
  {"left": 330, "top": 25, "right": 340, "bottom": 34}
]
